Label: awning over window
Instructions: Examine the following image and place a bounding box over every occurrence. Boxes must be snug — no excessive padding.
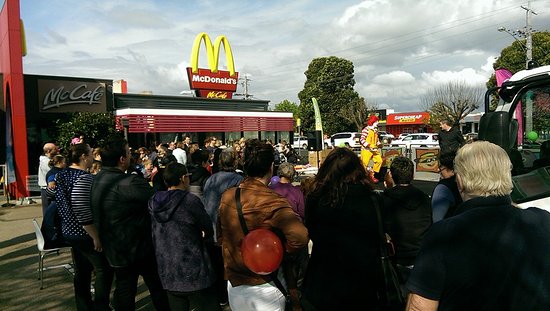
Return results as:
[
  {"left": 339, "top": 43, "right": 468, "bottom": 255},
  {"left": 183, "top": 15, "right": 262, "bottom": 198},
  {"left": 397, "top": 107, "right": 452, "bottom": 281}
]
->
[{"left": 116, "top": 108, "right": 294, "bottom": 133}]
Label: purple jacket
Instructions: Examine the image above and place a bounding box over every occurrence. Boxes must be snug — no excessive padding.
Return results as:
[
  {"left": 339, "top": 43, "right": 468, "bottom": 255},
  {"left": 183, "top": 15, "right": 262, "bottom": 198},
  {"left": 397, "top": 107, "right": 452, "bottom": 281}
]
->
[
  {"left": 269, "top": 182, "right": 305, "bottom": 220},
  {"left": 148, "top": 189, "right": 215, "bottom": 292}
]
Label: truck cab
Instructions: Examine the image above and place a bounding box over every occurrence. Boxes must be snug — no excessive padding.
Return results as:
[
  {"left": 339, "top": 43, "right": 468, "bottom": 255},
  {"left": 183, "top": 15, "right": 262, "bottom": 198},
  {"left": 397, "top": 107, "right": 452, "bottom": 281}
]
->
[{"left": 481, "top": 65, "right": 550, "bottom": 211}]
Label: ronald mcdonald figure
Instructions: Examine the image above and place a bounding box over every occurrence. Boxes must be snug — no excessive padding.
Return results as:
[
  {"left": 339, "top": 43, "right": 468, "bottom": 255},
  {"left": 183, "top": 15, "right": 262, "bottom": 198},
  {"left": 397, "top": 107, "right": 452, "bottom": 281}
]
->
[{"left": 360, "top": 115, "right": 383, "bottom": 183}]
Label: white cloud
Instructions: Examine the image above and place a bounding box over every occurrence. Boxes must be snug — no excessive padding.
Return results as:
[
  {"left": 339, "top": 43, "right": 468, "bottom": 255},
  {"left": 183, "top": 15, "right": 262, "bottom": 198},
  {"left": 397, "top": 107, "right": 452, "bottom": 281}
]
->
[{"left": 19, "top": 0, "right": 550, "bottom": 113}]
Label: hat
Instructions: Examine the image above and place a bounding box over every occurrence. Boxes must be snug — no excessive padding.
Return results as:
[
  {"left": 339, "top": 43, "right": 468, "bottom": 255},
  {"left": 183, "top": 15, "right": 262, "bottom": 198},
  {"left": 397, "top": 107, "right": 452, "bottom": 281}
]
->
[
  {"left": 277, "top": 162, "right": 296, "bottom": 179},
  {"left": 367, "top": 115, "right": 379, "bottom": 126}
]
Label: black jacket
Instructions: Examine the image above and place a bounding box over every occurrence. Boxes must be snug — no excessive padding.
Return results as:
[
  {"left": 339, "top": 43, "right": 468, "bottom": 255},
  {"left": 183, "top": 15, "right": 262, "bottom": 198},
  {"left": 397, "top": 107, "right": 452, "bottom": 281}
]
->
[
  {"left": 382, "top": 185, "right": 432, "bottom": 266},
  {"left": 91, "top": 167, "right": 155, "bottom": 267},
  {"left": 438, "top": 127, "right": 465, "bottom": 153}
]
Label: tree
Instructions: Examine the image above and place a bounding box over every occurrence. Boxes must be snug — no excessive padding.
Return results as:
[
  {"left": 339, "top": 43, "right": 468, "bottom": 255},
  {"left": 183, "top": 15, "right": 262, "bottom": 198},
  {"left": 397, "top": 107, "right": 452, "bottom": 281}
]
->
[
  {"left": 297, "top": 56, "right": 361, "bottom": 135},
  {"left": 274, "top": 99, "right": 300, "bottom": 132},
  {"left": 487, "top": 31, "right": 550, "bottom": 90},
  {"left": 338, "top": 97, "right": 379, "bottom": 131},
  {"left": 421, "top": 81, "right": 484, "bottom": 127},
  {"left": 55, "top": 112, "right": 118, "bottom": 151},
  {"left": 274, "top": 99, "right": 299, "bottom": 115}
]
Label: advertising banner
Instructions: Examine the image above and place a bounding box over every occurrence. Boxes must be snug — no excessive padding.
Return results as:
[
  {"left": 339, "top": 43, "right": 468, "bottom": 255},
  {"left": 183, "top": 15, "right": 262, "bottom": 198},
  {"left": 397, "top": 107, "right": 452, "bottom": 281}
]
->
[{"left": 411, "top": 147, "right": 440, "bottom": 182}]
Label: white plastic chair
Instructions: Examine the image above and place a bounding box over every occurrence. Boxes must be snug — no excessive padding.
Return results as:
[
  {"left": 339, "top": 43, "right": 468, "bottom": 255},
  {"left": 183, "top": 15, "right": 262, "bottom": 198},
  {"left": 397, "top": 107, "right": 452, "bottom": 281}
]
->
[{"left": 32, "top": 218, "right": 73, "bottom": 289}]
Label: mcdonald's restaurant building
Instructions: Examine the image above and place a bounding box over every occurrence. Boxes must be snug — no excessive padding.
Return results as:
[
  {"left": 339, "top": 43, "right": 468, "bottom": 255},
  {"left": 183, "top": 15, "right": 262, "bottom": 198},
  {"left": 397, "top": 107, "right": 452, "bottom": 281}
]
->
[
  {"left": 1, "top": 1, "right": 293, "bottom": 198},
  {"left": 3, "top": 72, "right": 294, "bottom": 198}
]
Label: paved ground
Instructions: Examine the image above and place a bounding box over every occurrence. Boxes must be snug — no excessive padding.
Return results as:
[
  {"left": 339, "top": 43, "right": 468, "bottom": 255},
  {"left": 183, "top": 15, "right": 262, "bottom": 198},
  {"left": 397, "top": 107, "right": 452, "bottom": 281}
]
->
[
  {"left": 0, "top": 179, "right": 436, "bottom": 310},
  {"left": 0, "top": 199, "right": 154, "bottom": 311}
]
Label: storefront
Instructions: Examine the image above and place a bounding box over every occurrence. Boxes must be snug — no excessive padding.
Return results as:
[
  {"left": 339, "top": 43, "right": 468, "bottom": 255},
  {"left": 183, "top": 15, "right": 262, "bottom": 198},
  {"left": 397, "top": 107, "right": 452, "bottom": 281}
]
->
[
  {"left": 1, "top": 1, "right": 293, "bottom": 198},
  {"left": 385, "top": 112, "right": 432, "bottom": 137},
  {"left": 114, "top": 93, "right": 294, "bottom": 149}
]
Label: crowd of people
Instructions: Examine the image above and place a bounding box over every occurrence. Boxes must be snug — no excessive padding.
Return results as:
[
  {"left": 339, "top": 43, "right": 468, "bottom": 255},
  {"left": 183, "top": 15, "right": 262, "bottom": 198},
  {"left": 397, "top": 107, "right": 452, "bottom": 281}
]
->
[{"left": 36, "top": 128, "right": 549, "bottom": 311}]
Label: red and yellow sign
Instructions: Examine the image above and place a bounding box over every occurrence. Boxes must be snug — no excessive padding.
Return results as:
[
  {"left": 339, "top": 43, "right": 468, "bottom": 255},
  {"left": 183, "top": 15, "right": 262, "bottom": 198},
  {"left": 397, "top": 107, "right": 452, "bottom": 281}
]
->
[
  {"left": 386, "top": 112, "right": 430, "bottom": 125},
  {"left": 186, "top": 32, "right": 239, "bottom": 99}
]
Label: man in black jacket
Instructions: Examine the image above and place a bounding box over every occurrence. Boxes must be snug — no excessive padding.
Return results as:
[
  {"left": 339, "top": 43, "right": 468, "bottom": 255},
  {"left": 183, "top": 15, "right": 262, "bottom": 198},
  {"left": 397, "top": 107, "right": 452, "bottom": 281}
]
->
[
  {"left": 91, "top": 134, "right": 169, "bottom": 310},
  {"left": 438, "top": 119, "right": 465, "bottom": 153},
  {"left": 382, "top": 156, "right": 432, "bottom": 295}
]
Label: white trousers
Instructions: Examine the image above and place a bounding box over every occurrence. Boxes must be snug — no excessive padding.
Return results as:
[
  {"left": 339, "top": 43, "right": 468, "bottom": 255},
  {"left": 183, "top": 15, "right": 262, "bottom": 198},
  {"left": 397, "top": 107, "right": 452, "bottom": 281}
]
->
[{"left": 227, "top": 280, "right": 286, "bottom": 311}]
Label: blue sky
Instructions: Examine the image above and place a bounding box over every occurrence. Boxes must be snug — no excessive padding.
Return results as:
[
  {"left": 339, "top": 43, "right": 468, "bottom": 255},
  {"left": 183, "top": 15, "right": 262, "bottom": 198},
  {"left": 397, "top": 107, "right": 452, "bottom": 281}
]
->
[{"left": 19, "top": 0, "right": 550, "bottom": 112}]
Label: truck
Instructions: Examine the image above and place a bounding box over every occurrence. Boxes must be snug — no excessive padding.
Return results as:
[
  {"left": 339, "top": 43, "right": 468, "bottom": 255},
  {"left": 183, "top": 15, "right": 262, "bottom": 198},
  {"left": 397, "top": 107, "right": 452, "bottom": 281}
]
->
[{"left": 480, "top": 65, "right": 550, "bottom": 211}]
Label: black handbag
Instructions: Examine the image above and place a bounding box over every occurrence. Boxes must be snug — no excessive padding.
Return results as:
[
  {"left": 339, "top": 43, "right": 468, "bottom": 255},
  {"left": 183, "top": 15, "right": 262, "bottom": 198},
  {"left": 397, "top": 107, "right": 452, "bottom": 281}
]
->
[
  {"left": 372, "top": 195, "right": 405, "bottom": 310},
  {"left": 235, "top": 188, "right": 293, "bottom": 311}
]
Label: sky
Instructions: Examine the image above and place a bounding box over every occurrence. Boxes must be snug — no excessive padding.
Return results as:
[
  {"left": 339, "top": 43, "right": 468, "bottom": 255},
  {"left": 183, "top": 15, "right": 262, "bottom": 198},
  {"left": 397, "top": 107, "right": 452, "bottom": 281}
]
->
[{"left": 19, "top": 0, "right": 550, "bottom": 113}]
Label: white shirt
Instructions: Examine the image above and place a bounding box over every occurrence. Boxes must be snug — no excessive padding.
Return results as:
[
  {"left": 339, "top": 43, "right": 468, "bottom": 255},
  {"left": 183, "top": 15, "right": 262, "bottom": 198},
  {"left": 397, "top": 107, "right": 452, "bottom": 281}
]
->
[
  {"left": 172, "top": 148, "right": 187, "bottom": 165},
  {"left": 38, "top": 155, "right": 50, "bottom": 188}
]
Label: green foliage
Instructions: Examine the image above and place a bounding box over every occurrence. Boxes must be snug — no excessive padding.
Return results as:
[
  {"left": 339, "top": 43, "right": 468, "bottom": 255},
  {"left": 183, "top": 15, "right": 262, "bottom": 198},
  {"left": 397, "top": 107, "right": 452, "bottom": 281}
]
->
[
  {"left": 487, "top": 31, "right": 550, "bottom": 109},
  {"left": 274, "top": 100, "right": 300, "bottom": 132},
  {"left": 297, "top": 56, "right": 360, "bottom": 135},
  {"left": 55, "top": 112, "right": 118, "bottom": 152},
  {"left": 274, "top": 100, "right": 300, "bottom": 116}
]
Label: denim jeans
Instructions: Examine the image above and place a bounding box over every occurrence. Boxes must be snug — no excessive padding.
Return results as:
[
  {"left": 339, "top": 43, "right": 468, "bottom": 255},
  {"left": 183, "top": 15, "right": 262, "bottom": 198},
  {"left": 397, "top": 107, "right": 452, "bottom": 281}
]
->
[{"left": 68, "top": 238, "right": 114, "bottom": 311}]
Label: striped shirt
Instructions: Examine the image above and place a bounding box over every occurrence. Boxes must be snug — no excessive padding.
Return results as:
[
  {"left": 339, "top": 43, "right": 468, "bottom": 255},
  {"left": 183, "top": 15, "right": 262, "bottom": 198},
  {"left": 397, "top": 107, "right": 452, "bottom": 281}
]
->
[{"left": 55, "top": 168, "right": 93, "bottom": 239}]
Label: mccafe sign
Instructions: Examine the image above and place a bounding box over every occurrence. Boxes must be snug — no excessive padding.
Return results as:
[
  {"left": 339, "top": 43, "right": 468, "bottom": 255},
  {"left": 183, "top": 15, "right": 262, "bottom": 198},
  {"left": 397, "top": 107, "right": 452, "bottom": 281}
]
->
[
  {"left": 37, "top": 78, "right": 108, "bottom": 113},
  {"left": 186, "top": 32, "right": 239, "bottom": 99}
]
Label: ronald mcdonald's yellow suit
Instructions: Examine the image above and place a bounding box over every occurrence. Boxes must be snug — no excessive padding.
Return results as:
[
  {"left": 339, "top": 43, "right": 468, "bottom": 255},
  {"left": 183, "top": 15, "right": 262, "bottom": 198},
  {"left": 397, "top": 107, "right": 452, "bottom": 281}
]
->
[{"left": 360, "top": 115, "right": 382, "bottom": 183}]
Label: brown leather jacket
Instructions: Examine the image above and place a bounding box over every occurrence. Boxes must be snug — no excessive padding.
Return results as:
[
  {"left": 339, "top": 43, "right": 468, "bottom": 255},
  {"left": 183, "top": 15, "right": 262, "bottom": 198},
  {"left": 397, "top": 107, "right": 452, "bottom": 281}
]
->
[{"left": 217, "top": 177, "right": 309, "bottom": 286}]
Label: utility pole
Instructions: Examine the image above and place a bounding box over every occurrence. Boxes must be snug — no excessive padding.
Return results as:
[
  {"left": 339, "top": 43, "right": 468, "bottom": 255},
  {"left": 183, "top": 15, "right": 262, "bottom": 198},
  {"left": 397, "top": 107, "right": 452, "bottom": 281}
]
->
[
  {"left": 235, "top": 74, "right": 253, "bottom": 100},
  {"left": 521, "top": 1, "right": 537, "bottom": 68},
  {"left": 522, "top": 1, "right": 537, "bottom": 133},
  {"left": 498, "top": 0, "right": 537, "bottom": 134}
]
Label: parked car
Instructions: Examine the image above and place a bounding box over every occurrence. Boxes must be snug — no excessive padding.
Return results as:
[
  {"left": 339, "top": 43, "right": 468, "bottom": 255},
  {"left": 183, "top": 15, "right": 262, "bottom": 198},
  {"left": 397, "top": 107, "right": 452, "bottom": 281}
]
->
[
  {"left": 390, "top": 133, "right": 439, "bottom": 149},
  {"left": 331, "top": 132, "right": 362, "bottom": 149},
  {"left": 378, "top": 131, "right": 395, "bottom": 144},
  {"left": 397, "top": 133, "right": 410, "bottom": 140},
  {"left": 463, "top": 132, "right": 478, "bottom": 142},
  {"left": 292, "top": 136, "right": 308, "bottom": 149}
]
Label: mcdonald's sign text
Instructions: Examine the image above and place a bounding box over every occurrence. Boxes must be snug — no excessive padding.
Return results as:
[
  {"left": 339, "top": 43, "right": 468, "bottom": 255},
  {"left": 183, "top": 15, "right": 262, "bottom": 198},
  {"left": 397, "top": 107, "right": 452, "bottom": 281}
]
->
[
  {"left": 187, "top": 32, "right": 239, "bottom": 99},
  {"left": 186, "top": 67, "right": 238, "bottom": 92}
]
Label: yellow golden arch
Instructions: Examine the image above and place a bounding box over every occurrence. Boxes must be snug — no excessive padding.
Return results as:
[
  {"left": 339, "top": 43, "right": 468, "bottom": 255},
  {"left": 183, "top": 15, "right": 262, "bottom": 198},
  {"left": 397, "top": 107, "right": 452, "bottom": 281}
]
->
[{"left": 189, "top": 32, "right": 236, "bottom": 76}]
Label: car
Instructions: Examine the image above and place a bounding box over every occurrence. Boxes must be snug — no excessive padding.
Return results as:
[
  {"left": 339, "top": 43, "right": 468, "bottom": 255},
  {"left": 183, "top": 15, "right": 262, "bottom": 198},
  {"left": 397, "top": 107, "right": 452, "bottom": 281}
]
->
[
  {"left": 463, "top": 132, "right": 478, "bottom": 142},
  {"left": 377, "top": 131, "right": 395, "bottom": 144},
  {"left": 292, "top": 136, "right": 308, "bottom": 149},
  {"left": 397, "top": 133, "right": 410, "bottom": 140},
  {"left": 331, "top": 132, "right": 362, "bottom": 149},
  {"left": 390, "top": 133, "right": 439, "bottom": 149}
]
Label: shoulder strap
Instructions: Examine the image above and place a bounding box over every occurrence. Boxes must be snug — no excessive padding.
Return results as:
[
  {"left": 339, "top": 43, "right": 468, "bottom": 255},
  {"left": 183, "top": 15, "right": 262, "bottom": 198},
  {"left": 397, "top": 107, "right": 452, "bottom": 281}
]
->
[
  {"left": 235, "top": 188, "right": 249, "bottom": 235},
  {"left": 372, "top": 194, "right": 390, "bottom": 258},
  {"left": 235, "top": 187, "right": 288, "bottom": 297}
]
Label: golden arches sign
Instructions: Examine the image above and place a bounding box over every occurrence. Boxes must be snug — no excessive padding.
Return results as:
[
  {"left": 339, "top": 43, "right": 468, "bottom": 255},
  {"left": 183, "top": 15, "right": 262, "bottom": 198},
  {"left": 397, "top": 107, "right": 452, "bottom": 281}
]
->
[{"left": 189, "top": 32, "right": 236, "bottom": 77}]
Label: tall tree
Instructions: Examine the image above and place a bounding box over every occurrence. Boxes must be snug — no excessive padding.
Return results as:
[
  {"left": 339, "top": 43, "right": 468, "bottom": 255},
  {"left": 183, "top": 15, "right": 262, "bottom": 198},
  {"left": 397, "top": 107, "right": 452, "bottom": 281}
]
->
[
  {"left": 421, "top": 81, "right": 484, "bottom": 127},
  {"left": 297, "top": 56, "right": 361, "bottom": 135}
]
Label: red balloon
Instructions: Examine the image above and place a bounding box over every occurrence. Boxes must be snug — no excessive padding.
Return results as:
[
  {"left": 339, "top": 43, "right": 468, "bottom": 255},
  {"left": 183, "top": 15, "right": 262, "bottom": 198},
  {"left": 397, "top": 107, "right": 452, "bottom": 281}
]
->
[{"left": 241, "top": 228, "right": 284, "bottom": 275}]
